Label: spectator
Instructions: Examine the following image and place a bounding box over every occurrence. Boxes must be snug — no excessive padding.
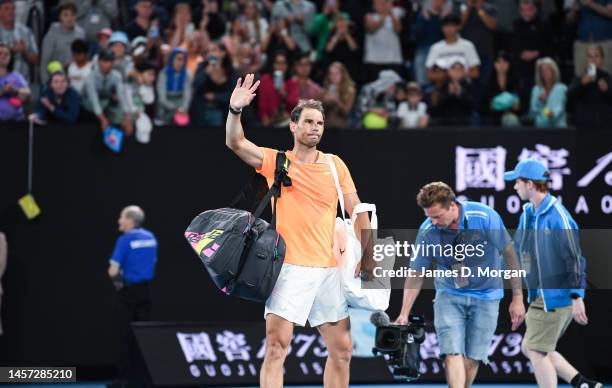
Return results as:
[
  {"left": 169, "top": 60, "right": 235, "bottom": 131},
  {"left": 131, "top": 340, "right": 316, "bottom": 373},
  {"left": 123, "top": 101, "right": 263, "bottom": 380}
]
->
[
  {"left": 567, "top": 0, "right": 612, "bottom": 76},
  {"left": 240, "top": 0, "right": 269, "bottom": 48},
  {"left": 460, "top": 0, "right": 497, "bottom": 88},
  {"left": 513, "top": 0, "right": 552, "bottom": 104},
  {"left": 397, "top": 82, "right": 429, "bottom": 129},
  {"left": 92, "top": 28, "right": 113, "bottom": 58},
  {"left": 109, "top": 32, "right": 134, "bottom": 81},
  {"left": 426, "top": 14, "right": 480, "bottom": 85},
  {"left": 0, "top": 0, "right": 38, "bottom": 83},
  {"left": 488, "top": 0, "right": 519, "bottom": 51},
  {"left": 40, "top": 1, "right": 85, "bottom": 84},
  {"left": 412, "top": 0, "right": 448, "bottom": 86},
  {"left": 293, "top": 53, "right": 322, "bottom": 100},
  {"left": 130, "top": 62, "right": 157, "bottom": 120},
  {"left": 261, "top": 17, "right": 297, "bottom": 66},
  {"left": 125, "top": 1, "right": 164, "bottom": 69},
  {"left": 321, "top": 61, "right": 355, "bottom": 128},
  {"left": 131, "top": 36, "right": 147, "bottom": 69},
  {"left": 568, "top": 45, "right": 612, "bottom": 129},
  {"left": 156, "top": 47, "right": 192, "bottom": 125},
  {"left": 167, "top": 2, "right": 195, "bottom": 49},
  {"left": 195, "top": 0, "right": 226, "bottom": 41},
  {"left": 82, "top": 49, "right": 134, "bottom": 134},
  {"left": 0, "top": 43, "right": 29, "bottom": 121},
  {"left": 235, "top": 43, "right": 263, "bottom": 77},
  {"left": 270, "top": 0, "right": 316, "bottom": 54},
  {"left": 309, "top": 0, "right": 350, "bottom": 63},
  {"left": 125, "top": 0, "right": 154, "bottom": 40},
  {"left": 30, "top": 72, "right": 80, "bottom": 124},
  {"left": 257, "top": 50, "right": 299, "bottom": 126},
  {"left": 67, "top": 39, "right": 92, "bottom": 96},
  {"left": 484, "top": 51, "right": 521, "bottom": 126},
  {"left": 322, "top": 14, "right": 359, "bottom": 81},
  {"left": 185, "top": 31, "right": 206, "bottom": 77},
  {"left": 530, "top": 57, "right": 567, "bottom": 128},
  {"left": 363, "top": 0, "right": 403, "bottom": 82},
  {"left": 222, "top": 17, "right": 249, "bottom": 66},
  {"left": 431, "top": 58, "right": 474, "bottom": 125},
  {"left": 356, "top": 69, "right": 402, "bottom": 129},
  {"left": 76, "top": 0, "right": 118, "bottom": 43},
  {"left": 190, "top": 41, "right": 238, "bottom": 127}
]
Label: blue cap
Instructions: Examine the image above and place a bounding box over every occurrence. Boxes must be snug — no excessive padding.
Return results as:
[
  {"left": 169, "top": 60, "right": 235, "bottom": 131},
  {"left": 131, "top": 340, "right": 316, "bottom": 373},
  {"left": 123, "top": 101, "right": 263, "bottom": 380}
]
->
[
  {"left": 504, "top": 159, "right": 549, "bottom": 181},
  {"left": 109, "top": 31, "right": 129, "bottom": 47}
]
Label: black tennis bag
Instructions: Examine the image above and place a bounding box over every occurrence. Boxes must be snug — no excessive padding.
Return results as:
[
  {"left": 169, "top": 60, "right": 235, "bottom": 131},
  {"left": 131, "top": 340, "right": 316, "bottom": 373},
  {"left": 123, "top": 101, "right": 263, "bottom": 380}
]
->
[{"left": 184, "top": 152, "right": 291, "bottom": 303}]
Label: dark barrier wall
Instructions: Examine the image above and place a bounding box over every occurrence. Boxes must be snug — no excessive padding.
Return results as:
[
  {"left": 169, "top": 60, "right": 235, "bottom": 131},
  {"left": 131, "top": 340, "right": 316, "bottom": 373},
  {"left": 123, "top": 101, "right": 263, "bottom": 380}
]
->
[{"left": 1, "top": 124, "right": 610, "bottom": 379}]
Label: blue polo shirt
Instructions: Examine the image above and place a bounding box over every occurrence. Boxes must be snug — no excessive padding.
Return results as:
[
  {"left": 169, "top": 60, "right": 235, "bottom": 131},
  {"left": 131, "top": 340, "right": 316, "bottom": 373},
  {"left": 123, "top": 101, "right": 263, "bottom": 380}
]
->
[
  {"left": 110, "top": 228, "right": 158, "bottom": 284},
  {"left": 411, "top": 201, "right": 511, "bottom": 300}
]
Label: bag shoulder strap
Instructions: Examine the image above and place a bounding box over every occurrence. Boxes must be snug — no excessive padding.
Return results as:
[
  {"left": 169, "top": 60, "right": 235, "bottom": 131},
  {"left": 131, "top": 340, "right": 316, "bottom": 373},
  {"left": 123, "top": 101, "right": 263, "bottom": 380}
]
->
[
  {"left": 325, "top": 153, "right": 346, "bottom": 220},
  {"left": 326, "top": 154, "right": 378, "bottom": 229},
  {"left": 252, "top": 151, "right": 291, "bottom": 229}
]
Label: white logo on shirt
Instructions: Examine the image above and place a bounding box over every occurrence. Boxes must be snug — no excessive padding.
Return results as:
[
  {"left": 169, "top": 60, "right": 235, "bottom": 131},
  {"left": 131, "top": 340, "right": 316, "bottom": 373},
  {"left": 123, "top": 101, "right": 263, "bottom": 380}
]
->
[{"left": 130, "top": 239, "right": 157, "bottom": 249}]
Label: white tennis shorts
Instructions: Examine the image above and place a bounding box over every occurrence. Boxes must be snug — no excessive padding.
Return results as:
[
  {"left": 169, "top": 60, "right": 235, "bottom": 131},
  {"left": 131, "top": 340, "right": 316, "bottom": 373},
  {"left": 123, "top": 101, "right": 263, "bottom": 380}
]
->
[{"left": 264, "top": 263, "right": 349, "bottom": 327}]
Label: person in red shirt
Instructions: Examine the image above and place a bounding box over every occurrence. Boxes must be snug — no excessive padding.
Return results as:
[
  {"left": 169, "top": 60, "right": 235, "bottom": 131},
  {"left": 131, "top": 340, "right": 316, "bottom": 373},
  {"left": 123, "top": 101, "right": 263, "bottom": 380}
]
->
[{"left": 257, "top": 50, "right": 298, "bottom": 126}]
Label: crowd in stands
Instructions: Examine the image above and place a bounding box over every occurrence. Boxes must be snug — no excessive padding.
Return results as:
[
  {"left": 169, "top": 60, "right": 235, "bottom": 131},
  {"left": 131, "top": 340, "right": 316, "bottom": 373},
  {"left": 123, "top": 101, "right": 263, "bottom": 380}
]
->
[{"left": 0, "top": 0, "right": 611, "bottom": 134}]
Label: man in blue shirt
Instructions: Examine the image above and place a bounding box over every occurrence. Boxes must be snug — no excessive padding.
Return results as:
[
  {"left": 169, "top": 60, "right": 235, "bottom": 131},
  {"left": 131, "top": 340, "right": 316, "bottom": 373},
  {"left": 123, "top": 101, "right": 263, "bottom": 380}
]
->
[
  {"left": 107, "top": 205, "right": 158, "bottom": 385},
  {"left": 395, "top": 182, "right": 525, "bottom": 388},
  {"left": 505, "top": 159, "right": 601, "bottom": 388}
]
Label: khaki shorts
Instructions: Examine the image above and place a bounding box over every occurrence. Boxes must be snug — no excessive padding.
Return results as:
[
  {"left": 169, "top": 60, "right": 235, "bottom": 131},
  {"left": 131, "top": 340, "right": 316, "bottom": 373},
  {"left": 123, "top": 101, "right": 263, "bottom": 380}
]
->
[{"left": 523, "top": 297, "right": 572, "bottom": 353}]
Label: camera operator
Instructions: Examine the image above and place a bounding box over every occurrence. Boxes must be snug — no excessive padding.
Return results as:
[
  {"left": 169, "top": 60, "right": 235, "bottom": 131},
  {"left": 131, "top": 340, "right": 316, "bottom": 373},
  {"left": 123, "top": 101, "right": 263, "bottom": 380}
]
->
[{"left": 394, "top": 182, "right": 525, "bottom": 388}]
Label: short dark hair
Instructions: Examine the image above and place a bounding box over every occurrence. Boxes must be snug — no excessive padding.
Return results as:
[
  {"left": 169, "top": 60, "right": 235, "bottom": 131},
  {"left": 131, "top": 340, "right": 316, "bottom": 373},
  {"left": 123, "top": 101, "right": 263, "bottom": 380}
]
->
[
  {"left": 416, "top": 182, "right": 456, "bottom": 209},
  {"left": 441, "top": 14, "right": 461, "bottom": 26},
  {"left": 136, "top": 61, "right": 155, "bottom": 73},
  {"left": 71, "top": 39, "right": 89, "bottom": 54},
  {"left": 98, "top": 48, "right": 115, "bottom": 62},
  {"left": 58, "top": 0, "right": 77, "bottom": 14},
  {"left": 440, "top": 13, "right": 461, "bottom": 26},
  {"left": 290, "top": 99, "right": 325, "bottom": 123}
]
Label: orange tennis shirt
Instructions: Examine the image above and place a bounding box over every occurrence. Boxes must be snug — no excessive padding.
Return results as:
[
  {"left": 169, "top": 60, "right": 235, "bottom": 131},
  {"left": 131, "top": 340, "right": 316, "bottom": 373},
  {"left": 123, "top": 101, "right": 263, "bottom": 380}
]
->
[{"left": 256, "top": 147, "right": 357, "bottom": 267}]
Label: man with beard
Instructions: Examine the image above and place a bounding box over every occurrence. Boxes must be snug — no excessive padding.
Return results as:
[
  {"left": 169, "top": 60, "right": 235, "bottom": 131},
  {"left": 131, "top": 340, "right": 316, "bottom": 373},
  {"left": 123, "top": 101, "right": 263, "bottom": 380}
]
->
[{"left": 225, "top": 74, "right": 371, "bottom": 388}]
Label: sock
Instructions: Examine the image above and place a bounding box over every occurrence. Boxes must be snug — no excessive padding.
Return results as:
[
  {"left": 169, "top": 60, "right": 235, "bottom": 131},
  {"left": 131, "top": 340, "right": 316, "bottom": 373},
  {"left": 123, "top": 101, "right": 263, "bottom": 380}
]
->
[{"left": 571, "top": 373, "right": 584, "bottom": 387}]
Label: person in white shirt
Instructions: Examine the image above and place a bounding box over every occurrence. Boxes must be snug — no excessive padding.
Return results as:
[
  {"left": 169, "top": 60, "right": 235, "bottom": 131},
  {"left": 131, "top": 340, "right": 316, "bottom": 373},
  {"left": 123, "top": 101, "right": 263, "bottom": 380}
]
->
[
  {"left": 426, "top": 14, "right": 480, "bottom": 85},
  {"left": 67, "top": 39, "right": 92, "bottom": 96},
  {"left": 397, "top": 82, "right": 429, "bottom": 128},
  {"left": 364, "top": 0, "right": 403, "bottom": 81}
]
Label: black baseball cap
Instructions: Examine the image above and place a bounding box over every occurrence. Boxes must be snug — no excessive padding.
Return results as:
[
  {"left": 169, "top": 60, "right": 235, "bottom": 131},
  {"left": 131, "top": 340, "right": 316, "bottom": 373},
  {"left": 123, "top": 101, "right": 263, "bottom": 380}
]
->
[{"left": 98, "top": 48, "right": 115, "bottom": 62}]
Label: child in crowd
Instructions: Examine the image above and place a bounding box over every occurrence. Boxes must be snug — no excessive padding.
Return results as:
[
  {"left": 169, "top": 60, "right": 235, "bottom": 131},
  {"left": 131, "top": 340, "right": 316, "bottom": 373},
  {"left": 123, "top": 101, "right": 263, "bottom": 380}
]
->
[
  {"left": 397, "top": 82, "right": 429, "bottom": 129},
  {"left": 67, "top": 39, "right": 92, "bottom": 96}
]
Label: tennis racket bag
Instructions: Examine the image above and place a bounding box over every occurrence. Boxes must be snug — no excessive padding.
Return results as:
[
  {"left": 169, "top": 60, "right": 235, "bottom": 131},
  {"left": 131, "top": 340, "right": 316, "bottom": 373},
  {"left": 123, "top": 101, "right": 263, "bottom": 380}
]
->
[{"left": 184, "top": 152, "right": 291, "bottom": 303}]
